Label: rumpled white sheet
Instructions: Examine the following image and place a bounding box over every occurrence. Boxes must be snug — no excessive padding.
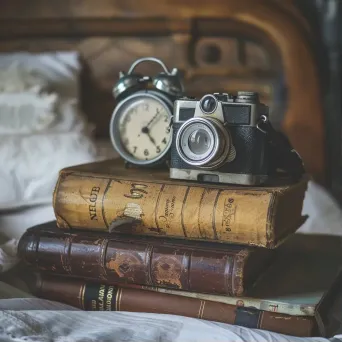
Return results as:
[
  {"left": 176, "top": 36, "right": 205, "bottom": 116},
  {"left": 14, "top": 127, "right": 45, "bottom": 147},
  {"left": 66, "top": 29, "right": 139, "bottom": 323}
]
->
[
  {"left": 298, "top": 181, "right": 342, "bottom": 236},
  {"left": 0, "top": 304, "right": 339, "bottom": 342},
  {"left": 0, "top": 239, "right": 18, "bottom": 273}
]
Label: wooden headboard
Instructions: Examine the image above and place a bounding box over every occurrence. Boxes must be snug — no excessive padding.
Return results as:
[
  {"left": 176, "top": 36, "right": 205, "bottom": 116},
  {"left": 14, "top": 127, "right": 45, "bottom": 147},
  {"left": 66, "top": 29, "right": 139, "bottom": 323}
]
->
[{"left": 0, "top": 0, "right": 327, "bottom": 186}]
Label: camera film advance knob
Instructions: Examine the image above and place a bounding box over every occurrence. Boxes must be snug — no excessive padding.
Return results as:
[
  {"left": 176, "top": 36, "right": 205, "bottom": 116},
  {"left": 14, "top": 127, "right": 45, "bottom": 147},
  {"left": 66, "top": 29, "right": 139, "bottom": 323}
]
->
[
  {"left": 236, "top": 91, "right": 259, "bottom": 103},
  {"left": 213, "top": 93, "right": 232, "bottom": 102},
  {"left": 181, "top": 95, "right": 196, "bottom": 100}
]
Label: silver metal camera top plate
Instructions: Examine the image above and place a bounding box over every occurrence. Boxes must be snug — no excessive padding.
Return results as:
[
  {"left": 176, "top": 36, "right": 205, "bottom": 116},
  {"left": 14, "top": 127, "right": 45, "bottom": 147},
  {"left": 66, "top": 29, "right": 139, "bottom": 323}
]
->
[{"left": 174, "top": 94, "right": 267, "bottom": 127}]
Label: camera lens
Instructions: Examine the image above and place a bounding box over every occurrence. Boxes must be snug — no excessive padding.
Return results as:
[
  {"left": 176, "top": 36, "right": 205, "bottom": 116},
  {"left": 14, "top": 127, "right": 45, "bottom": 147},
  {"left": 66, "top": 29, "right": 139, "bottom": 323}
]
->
[
  {"left": 188, "top": 129, "right": 211, "bottom": 155},
  {"left": 200, "top": 95, "right": 217, "bottom": 114},
  {"left": 175, "top": 117, "right": 232, "bottom": 169}
]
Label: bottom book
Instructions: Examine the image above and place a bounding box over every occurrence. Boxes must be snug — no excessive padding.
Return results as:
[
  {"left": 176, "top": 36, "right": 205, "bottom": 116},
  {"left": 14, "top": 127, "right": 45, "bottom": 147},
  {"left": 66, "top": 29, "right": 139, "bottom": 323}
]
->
[{"left": 28, "top": 273, "right": 316, "bottom": 337}]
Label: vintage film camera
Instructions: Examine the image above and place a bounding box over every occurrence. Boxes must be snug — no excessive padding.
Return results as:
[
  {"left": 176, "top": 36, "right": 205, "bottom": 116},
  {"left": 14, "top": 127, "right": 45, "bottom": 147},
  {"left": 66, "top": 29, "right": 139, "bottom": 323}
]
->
[{"left": 170, "top": 91, "right": 304, "bottom": 185}]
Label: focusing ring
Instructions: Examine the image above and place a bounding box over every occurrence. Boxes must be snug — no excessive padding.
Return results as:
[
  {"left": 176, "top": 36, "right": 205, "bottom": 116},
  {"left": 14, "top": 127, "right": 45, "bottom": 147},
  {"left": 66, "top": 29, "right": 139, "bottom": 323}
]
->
[{"left": 175, "top": 117, "right": 232, "bottom": 169}]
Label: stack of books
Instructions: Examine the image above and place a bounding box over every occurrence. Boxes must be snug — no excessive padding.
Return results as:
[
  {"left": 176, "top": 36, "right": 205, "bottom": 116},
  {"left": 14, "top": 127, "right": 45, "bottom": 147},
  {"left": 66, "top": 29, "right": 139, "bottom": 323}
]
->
[{"left": 17, "top": 160, "right": 342, "bottom": 337}]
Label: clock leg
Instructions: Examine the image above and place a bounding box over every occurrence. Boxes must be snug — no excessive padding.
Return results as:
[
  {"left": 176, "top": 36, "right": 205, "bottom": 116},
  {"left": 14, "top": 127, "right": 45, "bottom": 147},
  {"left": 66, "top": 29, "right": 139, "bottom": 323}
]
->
[{"left": 124, "top": 161, "right": 133, "bottom": 169}]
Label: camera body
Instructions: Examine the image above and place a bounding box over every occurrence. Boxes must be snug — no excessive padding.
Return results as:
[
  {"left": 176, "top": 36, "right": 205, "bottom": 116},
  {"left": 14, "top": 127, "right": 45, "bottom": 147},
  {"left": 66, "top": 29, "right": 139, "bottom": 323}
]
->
[{"left": 170, "top": 91, "right": 272, "bottom": 185}]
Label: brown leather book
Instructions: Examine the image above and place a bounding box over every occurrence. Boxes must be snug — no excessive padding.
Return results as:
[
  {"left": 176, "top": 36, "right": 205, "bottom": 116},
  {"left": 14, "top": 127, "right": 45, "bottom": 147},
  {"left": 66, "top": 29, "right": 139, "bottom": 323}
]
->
[
  {"left": 53, "top": 159, "right": 307, "bottom": 248},
  {"left": 18, "top": 221, "right": 272, "bottom": 296},
  {"left": 27, "top": 273, "right": 317, "bottom": 337}
]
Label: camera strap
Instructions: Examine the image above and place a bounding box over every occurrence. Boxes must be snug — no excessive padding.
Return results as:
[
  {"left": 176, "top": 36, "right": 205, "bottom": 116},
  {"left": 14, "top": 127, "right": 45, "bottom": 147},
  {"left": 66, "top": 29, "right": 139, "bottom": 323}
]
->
[{"left": 257, "top": 115, "right": 305, "bottom": 181}]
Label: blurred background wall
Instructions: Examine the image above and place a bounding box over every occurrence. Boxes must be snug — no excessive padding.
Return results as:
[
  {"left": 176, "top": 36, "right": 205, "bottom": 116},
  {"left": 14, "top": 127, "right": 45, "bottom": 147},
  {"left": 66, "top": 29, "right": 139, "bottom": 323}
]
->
[{"left": 0, "top": 0, "right": 341, "bottom": 200}]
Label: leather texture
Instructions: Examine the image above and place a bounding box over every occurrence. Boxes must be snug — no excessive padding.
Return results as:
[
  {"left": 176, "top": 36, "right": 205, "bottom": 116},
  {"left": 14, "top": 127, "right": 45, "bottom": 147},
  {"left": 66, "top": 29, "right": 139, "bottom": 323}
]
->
[
  {"left": 18, "top": 221, "right": 272, "bottom": 296},
  {"left": 30, "top": 274, "right": 317, "bottom": 337}
]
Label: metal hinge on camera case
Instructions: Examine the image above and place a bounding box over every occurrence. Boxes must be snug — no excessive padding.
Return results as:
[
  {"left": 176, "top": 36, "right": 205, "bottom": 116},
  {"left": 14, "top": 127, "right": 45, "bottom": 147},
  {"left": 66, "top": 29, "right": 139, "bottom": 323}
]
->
[{"left": 110, "top": 57, "right": 185, "bottom": 168}]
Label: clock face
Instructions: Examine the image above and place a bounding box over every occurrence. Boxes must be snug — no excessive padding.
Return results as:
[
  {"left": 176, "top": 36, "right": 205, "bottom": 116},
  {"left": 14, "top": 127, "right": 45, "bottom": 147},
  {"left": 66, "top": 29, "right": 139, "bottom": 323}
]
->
[{"left": 110, "top": 92, "right": 173, "bottom": 165}]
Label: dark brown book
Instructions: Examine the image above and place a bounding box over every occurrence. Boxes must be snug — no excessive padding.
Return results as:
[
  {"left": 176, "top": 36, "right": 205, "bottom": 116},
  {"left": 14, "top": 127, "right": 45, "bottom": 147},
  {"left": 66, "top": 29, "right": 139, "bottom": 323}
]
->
[
  {"left": 53, "top": 159, "right": 307, "bottom": 248},
  {"left": 27, "top": 273, "right": 317, "bottom": 337},
  {"left": 18, "top": 221, "right": 272, "bottom": 296}
]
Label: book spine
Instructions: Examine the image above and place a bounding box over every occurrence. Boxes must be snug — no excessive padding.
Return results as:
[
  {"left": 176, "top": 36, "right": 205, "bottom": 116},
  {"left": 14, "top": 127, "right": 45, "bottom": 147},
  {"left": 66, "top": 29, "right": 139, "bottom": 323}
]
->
[
  {"left": 33, "top": 275, "right": 315, "bottom": 337},
  {"left": 54, "top": 172, "right": 275, "bottom": 246},
  {"left": 18, "top": 229, "right": 250, "bottom": 296},
  {"left": 125, "top": 284, "right": 314, "bottom": 317}
]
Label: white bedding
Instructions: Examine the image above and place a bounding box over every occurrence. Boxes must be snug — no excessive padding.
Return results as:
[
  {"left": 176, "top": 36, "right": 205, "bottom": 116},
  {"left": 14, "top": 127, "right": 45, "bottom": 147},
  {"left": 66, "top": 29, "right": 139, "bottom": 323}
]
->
[
  {"left": 0, "top": 310, "right": 339, "bottom": 342},
  {"left": 0, "top": 52, "right": 117, "bottom": 210}
]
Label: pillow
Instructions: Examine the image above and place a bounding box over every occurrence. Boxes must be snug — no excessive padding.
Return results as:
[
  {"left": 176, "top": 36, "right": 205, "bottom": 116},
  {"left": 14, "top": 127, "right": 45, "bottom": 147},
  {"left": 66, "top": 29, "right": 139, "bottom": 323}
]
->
[
  {"left": 0, "top": 52, "right": 109, "bottom": 210},
  {"left": 0, "top": 52, "right": 80, "bottom": 98},
  {"left": 0, "top": 52, "right": 88, "bottom": 135},
  {"left": 0, "top": 60, "right": 49, "bottom": 93},
  {"left": 0, "top": 91, "right": 58, "bottom": 134},
  {"left": 0, "top": 131, "right": 100, "bottom": 209}
]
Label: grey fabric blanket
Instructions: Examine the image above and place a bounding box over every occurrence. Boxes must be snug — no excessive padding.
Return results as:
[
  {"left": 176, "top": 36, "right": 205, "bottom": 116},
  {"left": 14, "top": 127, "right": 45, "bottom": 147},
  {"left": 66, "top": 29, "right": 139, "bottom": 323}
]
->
[{"left": 0, "top": 306, "right": 340, "bottom": 342}]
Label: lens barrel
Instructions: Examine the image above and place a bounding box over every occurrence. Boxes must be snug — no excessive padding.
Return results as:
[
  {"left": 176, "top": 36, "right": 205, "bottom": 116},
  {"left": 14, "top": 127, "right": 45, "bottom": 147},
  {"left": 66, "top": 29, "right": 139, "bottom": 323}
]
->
[{"left": 176, "top": 117, "right": 231, "bottom": 169}]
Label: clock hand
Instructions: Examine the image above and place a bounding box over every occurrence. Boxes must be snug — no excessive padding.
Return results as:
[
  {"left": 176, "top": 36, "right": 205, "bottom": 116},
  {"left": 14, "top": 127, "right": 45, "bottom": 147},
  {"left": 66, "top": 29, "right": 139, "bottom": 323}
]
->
[
  {"left": 147, "top": 132, "right": 156, "bottom": 146},
  {"left": 141, "top": 109, "right": 165, "bottom": 146},
  {"left": 144, "top": 109, "right": 160, "bottom": 130},
  {"left": 141, "top": 126, "right": 156, "bottom": 146}
]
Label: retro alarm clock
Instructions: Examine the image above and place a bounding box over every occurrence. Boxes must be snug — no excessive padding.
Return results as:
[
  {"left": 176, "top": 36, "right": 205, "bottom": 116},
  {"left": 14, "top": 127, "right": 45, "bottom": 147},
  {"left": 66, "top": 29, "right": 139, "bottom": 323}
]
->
[{"left": 109, "top": 57, "right": 185, "bottom": 167}]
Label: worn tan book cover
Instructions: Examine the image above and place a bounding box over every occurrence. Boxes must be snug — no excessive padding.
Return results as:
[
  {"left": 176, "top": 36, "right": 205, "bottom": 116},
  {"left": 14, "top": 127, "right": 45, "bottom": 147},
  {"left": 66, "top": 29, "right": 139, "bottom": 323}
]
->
[{"left": 53, "top": 159, "right": 308, "bottom": 248}]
